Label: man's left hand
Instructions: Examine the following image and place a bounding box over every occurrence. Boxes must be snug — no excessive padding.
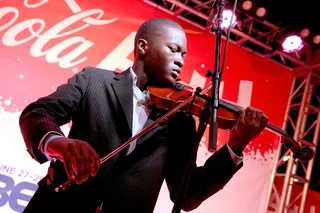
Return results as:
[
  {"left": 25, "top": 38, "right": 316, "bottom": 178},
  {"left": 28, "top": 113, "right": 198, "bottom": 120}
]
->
[{"left": 228, "top": 106, "right": 269, "bottom": 154}]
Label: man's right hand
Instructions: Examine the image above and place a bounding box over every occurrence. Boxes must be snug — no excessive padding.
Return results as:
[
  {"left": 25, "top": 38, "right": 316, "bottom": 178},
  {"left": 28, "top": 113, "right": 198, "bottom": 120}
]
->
[{"left": 46, "top": 136, "right": 101, "bottom": 184}]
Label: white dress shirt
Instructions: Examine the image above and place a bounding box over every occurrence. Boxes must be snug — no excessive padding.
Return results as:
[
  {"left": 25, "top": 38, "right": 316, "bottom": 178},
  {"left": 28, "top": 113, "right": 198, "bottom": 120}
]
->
[{"left": 125, "top": 67, "right": 150, "bottom": 155}]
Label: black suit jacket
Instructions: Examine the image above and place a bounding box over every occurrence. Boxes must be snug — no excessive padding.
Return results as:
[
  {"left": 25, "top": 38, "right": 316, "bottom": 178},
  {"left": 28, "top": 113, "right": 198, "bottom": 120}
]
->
[{"left": 19, "top": 66, "right": 242, "bottom": 213}]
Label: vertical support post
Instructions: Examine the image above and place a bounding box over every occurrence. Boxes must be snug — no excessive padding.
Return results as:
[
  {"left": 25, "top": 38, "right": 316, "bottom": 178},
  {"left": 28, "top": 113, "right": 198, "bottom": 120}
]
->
[
  {"left": 298, "top": 109, "right": 320, "bottom": 213},
  {"left": 277, "top": 72, "right": 311, "bottom": 213},
  {"left": 264, "top": 78, "right": 297, "bottom": 212}
]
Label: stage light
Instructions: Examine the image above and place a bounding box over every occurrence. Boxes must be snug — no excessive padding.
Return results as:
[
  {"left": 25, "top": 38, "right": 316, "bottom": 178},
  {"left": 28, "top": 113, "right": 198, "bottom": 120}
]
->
[
  {"left": 221, "top": 10, "right": 237, "bottom": 30},
  {"left": 300, "top": 28, "right": 310, "bottom": 38},
  {"left": 256, "top": 7, "right": 266, "bottom": 17},
  {"left": 313, "top": 35, "right": 320, "bottom": 44},
  {"left": 282, "top": 35, "right": 304, "bottom": 53},
  {"left": 242, "top": 0, "right": 252, "bottom": 10}
]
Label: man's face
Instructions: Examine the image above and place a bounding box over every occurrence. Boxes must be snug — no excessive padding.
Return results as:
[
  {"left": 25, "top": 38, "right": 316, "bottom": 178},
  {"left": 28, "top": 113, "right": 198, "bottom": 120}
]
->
[{"left": 144, "top": 27, "right": 187, "bottom": 86}]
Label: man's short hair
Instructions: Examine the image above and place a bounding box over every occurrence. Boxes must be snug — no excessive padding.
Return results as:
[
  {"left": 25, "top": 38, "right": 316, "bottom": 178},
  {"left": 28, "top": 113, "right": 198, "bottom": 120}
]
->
[{"left": 134, "top": 18, "right": 184, "bottom": 53}]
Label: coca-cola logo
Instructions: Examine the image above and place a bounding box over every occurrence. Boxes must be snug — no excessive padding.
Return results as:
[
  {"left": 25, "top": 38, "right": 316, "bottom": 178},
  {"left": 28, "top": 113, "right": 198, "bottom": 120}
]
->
[{"left": 0, "top": 0, "right": 122, "bottom": 69}]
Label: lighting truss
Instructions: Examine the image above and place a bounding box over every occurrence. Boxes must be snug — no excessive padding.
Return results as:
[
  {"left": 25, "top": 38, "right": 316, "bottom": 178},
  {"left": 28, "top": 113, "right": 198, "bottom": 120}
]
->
[{"left": 143, "top": 0, "right": 320, "bottom": 79}]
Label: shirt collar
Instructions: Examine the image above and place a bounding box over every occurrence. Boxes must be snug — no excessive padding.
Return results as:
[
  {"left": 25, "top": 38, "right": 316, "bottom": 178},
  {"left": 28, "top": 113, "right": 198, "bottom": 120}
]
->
[
  {"left": 129, "top": 67, "right": 150, "bottom": 104},
  {"left": 129, "top": 67, "right": 137, "bottom": 87}
]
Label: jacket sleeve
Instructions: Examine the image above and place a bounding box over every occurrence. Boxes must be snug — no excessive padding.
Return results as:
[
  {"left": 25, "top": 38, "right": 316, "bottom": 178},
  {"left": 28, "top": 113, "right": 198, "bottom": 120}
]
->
[
  {"left": 19, "top": 67, "right": 92, "bottom": 163},
  {"left": 165, "top": 112, "right": 242, "bottom": 211}
]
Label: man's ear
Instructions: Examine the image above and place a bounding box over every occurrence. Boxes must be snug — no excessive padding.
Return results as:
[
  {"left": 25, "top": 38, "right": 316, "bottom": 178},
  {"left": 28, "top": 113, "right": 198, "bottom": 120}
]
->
[{"left": 137, "top": 38, "right": 148, "bottom": 55}]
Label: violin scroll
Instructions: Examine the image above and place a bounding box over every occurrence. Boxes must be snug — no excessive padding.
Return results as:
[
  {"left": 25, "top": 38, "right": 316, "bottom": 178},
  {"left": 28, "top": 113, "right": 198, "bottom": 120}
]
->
[
  {"left": 281, "top": 136, "right": 315, "bottom": 162},
  {"left": 295, "top": 146, "right": 315, "bottom": 162}
]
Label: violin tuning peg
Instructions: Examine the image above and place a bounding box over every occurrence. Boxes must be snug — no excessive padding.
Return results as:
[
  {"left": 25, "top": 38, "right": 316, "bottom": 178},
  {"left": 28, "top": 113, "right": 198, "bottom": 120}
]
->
[
  {"left": 196, "top": 87, "right": 202, "bottom": 93},
  {"left": 206, "top": 69, "right": 213, "bottom": 77}
]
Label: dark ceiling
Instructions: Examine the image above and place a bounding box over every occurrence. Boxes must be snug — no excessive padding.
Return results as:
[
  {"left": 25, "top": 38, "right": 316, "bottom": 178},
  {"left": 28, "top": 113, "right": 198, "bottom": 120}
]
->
[
  {"left": 149, "top": 0, "right": 320, "bottom": 79},
  {"left": 252, "top": 0, "right": 320, "bottom": 43},
  {"left": 226, "top": 0, "right": 320, "bottom": 48},
  {"left": 260, "top": 0, "right": 319, "bottom": 33}
]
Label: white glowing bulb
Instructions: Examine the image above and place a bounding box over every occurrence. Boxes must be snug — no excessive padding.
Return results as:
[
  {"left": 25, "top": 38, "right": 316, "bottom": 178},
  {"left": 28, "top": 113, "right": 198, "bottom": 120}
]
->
[
  {"left": 19, "top": 74, "right": 24, "bottom": 79},
  {"left": 221, "top": 10, "right": 237, "bottom": 30},
  {"left": 282, "top": 35, "right": 304, "bottom": 53}
]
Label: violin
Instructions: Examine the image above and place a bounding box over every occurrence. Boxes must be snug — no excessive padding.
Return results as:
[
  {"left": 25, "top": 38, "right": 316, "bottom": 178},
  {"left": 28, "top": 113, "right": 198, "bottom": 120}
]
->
[
  {"left": 147, "top": 82, "right": 314, "bottom": 160},
  {"left": 55, "top": 82, "right": 315, "bottom": 192}
]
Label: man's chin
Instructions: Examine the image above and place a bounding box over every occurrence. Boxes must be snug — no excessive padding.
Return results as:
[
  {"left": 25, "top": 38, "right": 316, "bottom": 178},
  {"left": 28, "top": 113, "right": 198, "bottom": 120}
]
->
[{"left": 149, "top": 79, "right": 173, "bottom": 88}]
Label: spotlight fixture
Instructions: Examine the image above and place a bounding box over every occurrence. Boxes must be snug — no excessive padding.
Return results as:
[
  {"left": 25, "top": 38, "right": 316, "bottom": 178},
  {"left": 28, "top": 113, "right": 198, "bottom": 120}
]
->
[
  {"left": 256, "top": 7, "right": 266, "bottom": 17},
  {"left": 282, "top": 35, "right": 304, "bottom": 53},
  {"left": 300, "top": 29, "right": 310, "bottom": 38},
  {"left": 313, "top": 35, "right": 320, "bottom": 44},
  {"left": 221, "top": 10, "right": 237, "bottom": 30},
  {"left": 242, "top": 0, "right": 252, "bottom": 10}
]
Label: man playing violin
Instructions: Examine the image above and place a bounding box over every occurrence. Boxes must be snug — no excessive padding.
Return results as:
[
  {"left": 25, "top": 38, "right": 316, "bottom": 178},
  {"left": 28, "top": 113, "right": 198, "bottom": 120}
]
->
[{"left": 19, "top": 18, "right": 269, "bottom": 213}]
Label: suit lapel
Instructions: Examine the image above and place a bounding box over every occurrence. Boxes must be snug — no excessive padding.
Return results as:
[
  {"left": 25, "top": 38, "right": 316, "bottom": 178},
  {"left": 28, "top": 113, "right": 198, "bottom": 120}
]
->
[
  {"left": 111, "top": 69, "right": 133, "bottom": 134},
  {"left": 111, "top": 70, "right": 167, "bottom": 148}
]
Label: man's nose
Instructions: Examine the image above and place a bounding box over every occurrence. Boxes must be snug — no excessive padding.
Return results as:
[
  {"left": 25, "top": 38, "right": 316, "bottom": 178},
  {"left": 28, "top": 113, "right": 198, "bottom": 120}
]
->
[{"left": 174, "top": 55, "right": 184, "bottom": 68}]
